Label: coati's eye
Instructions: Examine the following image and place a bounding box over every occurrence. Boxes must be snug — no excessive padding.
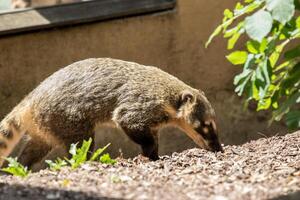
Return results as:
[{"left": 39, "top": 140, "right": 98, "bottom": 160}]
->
[
  {"left": 202, "top": 125, "right": 209, "bottom": 134},
  {"left": 192, "top": 120, "right": 201, "bottom": 128}
]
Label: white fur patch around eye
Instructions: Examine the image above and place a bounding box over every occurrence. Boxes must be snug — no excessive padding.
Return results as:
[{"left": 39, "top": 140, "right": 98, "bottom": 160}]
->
[
  {"left": 204, "top": 121, "right": 210, "bottom": 126},
  {"left": 193, "top": 120, "right": 201, "bottom": 128}
]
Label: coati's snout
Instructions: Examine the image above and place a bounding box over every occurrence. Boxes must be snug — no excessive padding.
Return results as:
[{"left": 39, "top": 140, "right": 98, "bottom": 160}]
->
[{"left": 176, "top": 90, "right": 223, "bottom": 153}]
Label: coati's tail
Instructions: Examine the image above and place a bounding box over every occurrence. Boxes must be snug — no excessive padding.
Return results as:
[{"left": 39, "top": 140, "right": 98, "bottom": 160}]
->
[{"left": 0, "top": 110, "right": 27, "bottom": 167}]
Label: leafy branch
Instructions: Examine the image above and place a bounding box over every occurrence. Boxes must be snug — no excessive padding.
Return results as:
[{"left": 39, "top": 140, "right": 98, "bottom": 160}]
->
[{"left": 206, "top": 0, "right": 300, "bottom": 129}]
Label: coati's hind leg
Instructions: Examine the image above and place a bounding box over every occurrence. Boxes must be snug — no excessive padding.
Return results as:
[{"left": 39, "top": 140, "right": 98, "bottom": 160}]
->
[
  {"left": 9, "top": 133, "right": 31, "bottom": 158},
  {"left": 121, "top": 126, "right": 159, "bottom": 160}
]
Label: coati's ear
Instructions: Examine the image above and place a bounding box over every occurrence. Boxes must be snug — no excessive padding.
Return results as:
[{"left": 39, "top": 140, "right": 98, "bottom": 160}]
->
[{"left": 180, "top": 90, "right": 195, "bottom": 105}]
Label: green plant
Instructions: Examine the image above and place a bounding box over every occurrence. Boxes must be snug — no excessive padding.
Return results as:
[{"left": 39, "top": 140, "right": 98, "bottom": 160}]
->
[
  {"left": 99, "top": 153, "right": 117, "bottom": 165},
  {"left": 65, "top": 138, "right": 115, "bottom": 169},
  {"left": 66, "top": 138, "right": 93, "bottom": 169},
  {"left": 1, "top": 157, "right": 30, "bottom": 177},
  {"left": 45, "top": 158, "right": 68, "bottom": 171},
  {"left": 1, "top": 139, "right": 115, "bottom": 177},
  {"left": 90, "top": 143, "right": 111, "bottom": 161},
  {"left": 206, "top": 0, "right": 300, "bottom": 129}
]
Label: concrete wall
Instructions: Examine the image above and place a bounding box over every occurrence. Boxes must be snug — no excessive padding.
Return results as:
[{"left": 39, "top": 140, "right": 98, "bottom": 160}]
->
[{"left": 0, "top": 0, "right": 287, "bottom": 158}]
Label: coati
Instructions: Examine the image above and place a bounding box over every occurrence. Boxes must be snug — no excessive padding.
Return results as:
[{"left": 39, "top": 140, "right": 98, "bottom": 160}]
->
[{"left": 0, "top": 58, "right": 223, "bottom": 170}]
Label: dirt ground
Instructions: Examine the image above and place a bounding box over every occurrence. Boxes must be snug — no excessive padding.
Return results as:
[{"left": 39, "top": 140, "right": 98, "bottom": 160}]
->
[{"left": 0, "top": 131, "right": 300, "bottom": 200}]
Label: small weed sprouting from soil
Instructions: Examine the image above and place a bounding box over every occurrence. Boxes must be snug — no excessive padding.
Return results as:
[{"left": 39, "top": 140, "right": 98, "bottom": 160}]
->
[
  {"left": 45, "top": 158, "right": 68, "bottom": 171},
  {"left": 90, "top": 143, "right": 111, "bottom": 161},
  {"left": 1, "top": 157, "right": 31, "bottom": 177},
  {"left": 1, "top": 138, "right": 116, "bottom": 177},
  {"left": 67, "top": 138, "right": 93, "bottom": 169},
  {"left": 65, "top": 138, "right": 116, "bottom": 169},
  {"left": 99, "top": 153, "right": 117, "bottom": 165}
]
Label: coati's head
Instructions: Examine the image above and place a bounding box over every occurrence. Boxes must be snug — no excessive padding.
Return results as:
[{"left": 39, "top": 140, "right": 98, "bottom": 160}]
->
[{"left": 174, "top": 89, "right": 223, "bottom": 152}]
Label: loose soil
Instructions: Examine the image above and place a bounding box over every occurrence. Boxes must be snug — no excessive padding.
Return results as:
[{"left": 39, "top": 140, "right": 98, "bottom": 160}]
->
[{"left": 0, "top": 131, "right": 300, "bottom": 200}]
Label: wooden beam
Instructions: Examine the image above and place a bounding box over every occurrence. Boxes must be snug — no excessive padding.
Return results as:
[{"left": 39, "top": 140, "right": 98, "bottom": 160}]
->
[{"left": 0, "top": 0, "right": 176, "bottom": 36}]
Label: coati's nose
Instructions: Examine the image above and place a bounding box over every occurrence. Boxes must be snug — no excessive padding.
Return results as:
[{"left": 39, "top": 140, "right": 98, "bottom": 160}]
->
[{"left": 209, "top": 140, "right": 224, "bottom": 153}]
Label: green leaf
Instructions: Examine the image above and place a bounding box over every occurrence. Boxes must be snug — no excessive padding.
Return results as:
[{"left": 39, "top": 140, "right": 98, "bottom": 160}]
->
[
  {"left": 296, "top": 16, "right": 300, "bottom": 28},
  {"left": 255, "top": 67, "right": 264, "bottom": 82},
  {"left": 206, "top": 25, "right": 222, "bottom": 48},
  {"left": 281, "top": 63, "right": 300, "bottom": 88},
  {"left": 228, "top": 32, "right": 241, "bottom": 49},
  {"left": 67, "top": 138, "right": 92, "bottom": 169},
  {"left": 224, "top": 27, "right": 237, "bottom": 38},
  {"left": 261, "top": 59, "right": 272, "bottom": 85},
  {"left": 234, "top": 69, "right": 252, "bottom": 85},
  {"left": 245, "top": 1, "right": 262, "bottom": 13},
  {"left": 266, "top": 0, "right": 295, "bottom": 24},
  {"left": 1, "top": 157, "right": 30, "bottom": 177},
  {"left": 234, "top": 55, "right": 255, "bottom": 96},
  {"left": 235, "top": 2, "right": 244, "bottom": 11},
  {"left": 224, "top": 22, "right": 244, "bottom": 39},
  {"left": 46, "top": 158, "right": 67, "bottom": 171},
  {"left": 246, "top": 40, "right": 260, "bottom": 54},
  {"left": 251, "top": 79, "right": 260, "bottom": 100},
  {"left": 99, "top": 153, "right": 117, "bottom": 165},
  {"left": 273, "top": 92, "right": 300, "bottom": 121},
  {"left": 284, "top": 45, "right": 300, "bottom": 60},
  {"left": 235, "top": 75, "right": 251, "bottom": 96},
  {"left": 257, "top": 98, "right": 272, "bottom": 111},
  {"left": 285, "top": 111, "right": 300, "bottom": 129},
  {"left": 90, "top": 143, "right": 111, "bottom": 161},
  {"left": 226, "top": 51, "right": 248, "bottom": 65},
  {"left": 224, "top": 9, "right": 233, "bottom": 19},
  {"left": 260, "top": 38, "right": 268, "bottom": 53},
  {"left": 269, "top": 42, "right": 288, "bottom": 67},
  {"left": 245, "top": 10, "right": 273, "bottom": 42},
  {"left": 243, "top": 53, "right": 256, "bottom": 69}
]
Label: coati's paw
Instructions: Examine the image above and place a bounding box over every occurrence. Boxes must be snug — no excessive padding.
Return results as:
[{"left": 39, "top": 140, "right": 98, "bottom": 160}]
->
[
  {"left": 141, "top": 145, "right": 159, "bottom": 161},
  {"left": 147, "top": 154, "right": 159, "bottom": 161}
]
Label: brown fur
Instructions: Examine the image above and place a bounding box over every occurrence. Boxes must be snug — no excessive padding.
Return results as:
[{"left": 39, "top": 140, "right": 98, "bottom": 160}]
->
[{"left": 0, "top": 58, "right": 222, "bottom": 170}]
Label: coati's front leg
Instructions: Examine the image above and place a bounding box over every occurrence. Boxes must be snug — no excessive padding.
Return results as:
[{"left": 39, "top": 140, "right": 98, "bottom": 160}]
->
[
  {"left": 31, "top": 146, "right": 68, "bottom": 171},
  {"left": 121, "top": 126, "right": 159, "bottom": 160},
  {"left": 112, "top": 102, "right": 167, "bottom": 160},
  {"left": 17, "top": 134, "right": 52, "bottom": 170},
  {"left": 17, "top": 135, "right": 69, "bottom": 171}
]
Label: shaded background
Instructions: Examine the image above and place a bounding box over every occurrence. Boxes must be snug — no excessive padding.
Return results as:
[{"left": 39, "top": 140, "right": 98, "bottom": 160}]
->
[{"left": 0, "top": 0, "right": 287, "bottom": 157}]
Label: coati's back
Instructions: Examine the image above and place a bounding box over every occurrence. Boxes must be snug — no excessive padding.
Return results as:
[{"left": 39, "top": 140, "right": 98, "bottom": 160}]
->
[
  {"left": 0, "top": 58, "right": 222, "bottom": 168},
  {"left": 27, "top": 58, "right": 195, "bottom": 136}
]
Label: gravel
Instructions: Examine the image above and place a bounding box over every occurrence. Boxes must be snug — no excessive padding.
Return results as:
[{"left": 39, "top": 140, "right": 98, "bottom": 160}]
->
[{"left": 0, "top": 131, "right": 300, "bottom": 200}]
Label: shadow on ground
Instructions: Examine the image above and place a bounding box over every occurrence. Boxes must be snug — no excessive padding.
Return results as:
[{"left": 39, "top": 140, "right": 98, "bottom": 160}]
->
[
  {"left": 271, "top": 191, "right": 300, "bottom": 200},
  {"left": 0, "top": 182, "right": 121, "bottom": 200}
]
